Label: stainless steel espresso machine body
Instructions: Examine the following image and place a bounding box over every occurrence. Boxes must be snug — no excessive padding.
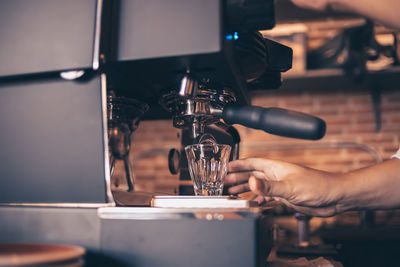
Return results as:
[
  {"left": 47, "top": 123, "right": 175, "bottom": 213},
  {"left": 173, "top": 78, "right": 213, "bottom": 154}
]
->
[{"left": 0, "top": 1, "right": 325, "bottom": 266}]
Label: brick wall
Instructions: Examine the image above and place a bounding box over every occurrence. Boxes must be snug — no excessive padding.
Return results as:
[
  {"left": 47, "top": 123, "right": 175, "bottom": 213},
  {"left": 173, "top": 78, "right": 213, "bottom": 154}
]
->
[
  {"left": 241, "top": 88, "right": 400, "bottom": 171},
  {"left": 119, "top": 87, "right": 400, "bottom": 194}
]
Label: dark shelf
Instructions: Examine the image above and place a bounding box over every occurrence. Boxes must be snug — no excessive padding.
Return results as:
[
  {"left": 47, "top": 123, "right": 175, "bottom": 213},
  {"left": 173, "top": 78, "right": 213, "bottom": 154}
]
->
[
  {"left": 277, "top": 66, "right": 400, "bottom": 92},
  {"left": 274, "top": 0, "right": 359, "bottom": 23}
]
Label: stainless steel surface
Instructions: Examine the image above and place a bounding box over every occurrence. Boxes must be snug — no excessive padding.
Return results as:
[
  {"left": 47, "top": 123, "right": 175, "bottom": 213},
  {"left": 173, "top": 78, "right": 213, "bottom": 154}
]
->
[
  {"left": 106, "top": 91, "right": 149, "bottom": 193},
  {"left": 0, "top": 75, "right": 109, "bottom": 204},
  {"left": 117, "top": 0, "right": 221, "bottom": 61},
  {"left": 0, "top": 207, "right": 101, "bottom": 250},
  {"left": 161, "top": 88, "right": 236, "bottom": 139},
  {"left": 99, "top": 207, "right": 195, "bottom": 220},
  {"left": 0, "top": 205, "right": 273, "bottom": 267},
  {"left": 92, "top": 0, "right": 103, "bottom": 70},
  {"left": 98, "top": 206, "right": 266, "bottom": 220},
  {"left": 0, "top": 0, "right": 97, "bottom": 77},
  {"left": 99, "top": 206, "right": 273, "bottom": 267},
  {"left": 179, "top": 73, "right": 198, "bottom": 98},
  {"left": 101, "top": 74, "right": 115, "bottom": 205},
  {"left": 295, "top": 213, "right": 311, "bottom": 247},
  {"left": 0, "top": 74, "right": 114, "bottom": 208},
  {"left": 0, "top": 203, "right": 113, "bottom": 208}
]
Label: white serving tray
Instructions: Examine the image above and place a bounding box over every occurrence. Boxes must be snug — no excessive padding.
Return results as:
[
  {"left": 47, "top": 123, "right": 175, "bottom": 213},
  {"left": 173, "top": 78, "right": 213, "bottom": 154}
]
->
[{"left": 152, "top": 196, "right": 257, "bottom": 208}]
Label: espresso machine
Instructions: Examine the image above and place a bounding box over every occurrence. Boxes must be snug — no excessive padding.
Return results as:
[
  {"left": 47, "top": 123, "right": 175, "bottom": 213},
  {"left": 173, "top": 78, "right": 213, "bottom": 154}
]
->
[{"left": 0, "top": 0, "right": 325, "bottom": 266}]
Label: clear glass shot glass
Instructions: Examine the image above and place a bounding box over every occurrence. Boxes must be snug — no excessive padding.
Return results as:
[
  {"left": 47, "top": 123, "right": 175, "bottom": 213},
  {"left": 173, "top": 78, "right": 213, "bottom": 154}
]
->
[{"left": 185, "top": 144, "right": 231, "bottom": 196}]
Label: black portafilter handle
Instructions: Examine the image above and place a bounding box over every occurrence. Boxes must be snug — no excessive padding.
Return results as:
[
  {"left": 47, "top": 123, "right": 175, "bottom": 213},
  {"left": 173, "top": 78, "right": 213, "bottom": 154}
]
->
[{"left": 222, "top": 105, "right": 326, "bottom": 140}]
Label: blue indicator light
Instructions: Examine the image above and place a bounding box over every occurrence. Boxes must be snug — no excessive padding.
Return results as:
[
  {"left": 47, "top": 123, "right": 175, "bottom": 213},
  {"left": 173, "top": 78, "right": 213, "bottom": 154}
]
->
[{"left": 225, "top": 32, "right": 239, "bottom": 41}]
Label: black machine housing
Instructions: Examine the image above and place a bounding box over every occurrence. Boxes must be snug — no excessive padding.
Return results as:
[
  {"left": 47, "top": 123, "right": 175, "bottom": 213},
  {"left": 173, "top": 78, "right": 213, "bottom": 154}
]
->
[{"left": 103, "top": 0, "right": 292, "bottom": 118}]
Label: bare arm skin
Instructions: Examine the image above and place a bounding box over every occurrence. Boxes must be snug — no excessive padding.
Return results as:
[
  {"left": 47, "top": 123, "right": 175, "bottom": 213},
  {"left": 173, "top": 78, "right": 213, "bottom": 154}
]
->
[
  {"left": 341, "top": 159, "right": 400, "bottom": 211},
  {"left": 291, "top": 0, "right": 400, "bottom": 30},
  {"left": 225, "top": 158, "right": 400, "bottom": 217}
]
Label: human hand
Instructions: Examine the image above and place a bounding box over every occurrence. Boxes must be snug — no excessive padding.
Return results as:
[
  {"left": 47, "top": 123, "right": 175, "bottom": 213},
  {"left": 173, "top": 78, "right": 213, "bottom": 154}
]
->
[
  {"left": 225, "top": 157, "right": 345, "bottom": 217},
  {"left": 290, "top": 0, "right": 332, "bottom": 11}
]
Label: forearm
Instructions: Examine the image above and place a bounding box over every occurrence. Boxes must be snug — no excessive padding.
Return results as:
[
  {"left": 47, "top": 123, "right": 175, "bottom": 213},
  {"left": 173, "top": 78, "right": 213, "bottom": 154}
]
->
[
  {"left": 338, "top": 159, "right": 400, "bottom": 212},
  {"left": 331, "top": 0, "right": 400, "bottom": 29}
]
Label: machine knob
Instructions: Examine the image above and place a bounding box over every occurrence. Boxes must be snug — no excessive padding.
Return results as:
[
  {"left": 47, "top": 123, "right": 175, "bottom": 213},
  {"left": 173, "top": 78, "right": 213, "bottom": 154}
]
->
[{"left": 168, "top": 149, "right": 181, "bottom": 175}]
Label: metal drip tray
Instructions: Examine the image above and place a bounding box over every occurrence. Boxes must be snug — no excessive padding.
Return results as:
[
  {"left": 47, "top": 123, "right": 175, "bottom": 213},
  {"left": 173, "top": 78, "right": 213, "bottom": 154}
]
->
[
  {"left": 0, "top": 205, "right": 273, "bottom": 267},
  {"left": 99, "top": 207, "right": 195, "bottom": 220},
  {"left": 99, "top": 206, "right": 273, "bottom": 267},
  {"left": 98, "top": 205, "right": 265, "bottom": 220}
]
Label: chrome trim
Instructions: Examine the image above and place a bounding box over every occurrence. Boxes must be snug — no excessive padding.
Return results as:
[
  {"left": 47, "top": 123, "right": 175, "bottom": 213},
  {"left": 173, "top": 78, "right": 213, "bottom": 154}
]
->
[
  {"left": 97, "top": 207, "right": 263, "bottom": 220},
  {"left": 179, "top": 74, "right": 198, "bottom": 98},
  {"left": 0, "top": 203, "right": 113, "bottom": 208},
  {"left": 101, "top": 73, "right": 115, "bottom": 205},
  {"left": 92, "top": 0, "right": 103, "bottom": 70},
  {"left": 98, "top": 207, "right": 194, "bottom": 220}
]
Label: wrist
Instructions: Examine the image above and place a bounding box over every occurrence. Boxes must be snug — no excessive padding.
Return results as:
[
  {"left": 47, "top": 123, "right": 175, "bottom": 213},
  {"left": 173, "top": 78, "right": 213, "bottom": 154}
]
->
[{"left": 328, "top": 172, "right": 354, "bottom": 213}]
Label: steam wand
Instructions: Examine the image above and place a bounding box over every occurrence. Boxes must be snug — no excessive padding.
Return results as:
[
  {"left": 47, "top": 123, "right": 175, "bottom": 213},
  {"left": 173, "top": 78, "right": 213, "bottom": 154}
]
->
[{"left": 109, "top": 123, "right": 135, "bottom": 192}]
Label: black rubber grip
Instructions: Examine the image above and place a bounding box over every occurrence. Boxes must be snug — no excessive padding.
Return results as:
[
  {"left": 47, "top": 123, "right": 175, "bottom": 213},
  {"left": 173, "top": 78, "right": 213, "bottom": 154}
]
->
[{"left": 222, "top": 105, "right": 326, "bottom": 140}]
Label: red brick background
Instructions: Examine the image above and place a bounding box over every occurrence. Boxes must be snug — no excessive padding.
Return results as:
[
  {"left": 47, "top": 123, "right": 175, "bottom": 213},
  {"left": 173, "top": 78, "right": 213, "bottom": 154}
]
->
[
  {"left": 242, "top": 88, "right": 400, "bottom": 170},
  {"left": 115, "top": 88, "right": 400, "bottom": 194}
]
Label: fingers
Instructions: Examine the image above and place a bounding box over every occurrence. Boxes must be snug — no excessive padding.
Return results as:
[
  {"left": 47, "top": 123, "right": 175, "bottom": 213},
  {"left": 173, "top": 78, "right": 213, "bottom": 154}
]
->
[
  {"left": 227, "top": 157, "right": 295, "bottom": 200},
  {"left": 225, "top": 170, "right": 266, "bottom": 185},
  {"left": 274, "top": 197, "right": 337, "bottom": 217},
  {"left": 253, "top": 195, "right": 266, "bottom": 205},
  {"left": 248, "top": 176, "right": 288, "bottom": 199},
  {"left": 228, "top": 183, "right": 250, "bottom": 194},
  {"left": 290, "top": 0, "right": 330, "bottom": 11},
  {"left": 248, "top": 176, "right": 264, "bottom": 195},
  {"left": 263, "top": 196, "right": 274, "bottom": 202},
  {"left": 225, "top": 172, "right": 247, "bottom": 185},
  {"left": 228, "top": 158, "right": 285, "bottom": 182},
  {"left": 227, "top": 173, "right": 284, "bottom": 198},
  {"left": 228, "top": 158, "right": 271, "bottom": 173}
]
